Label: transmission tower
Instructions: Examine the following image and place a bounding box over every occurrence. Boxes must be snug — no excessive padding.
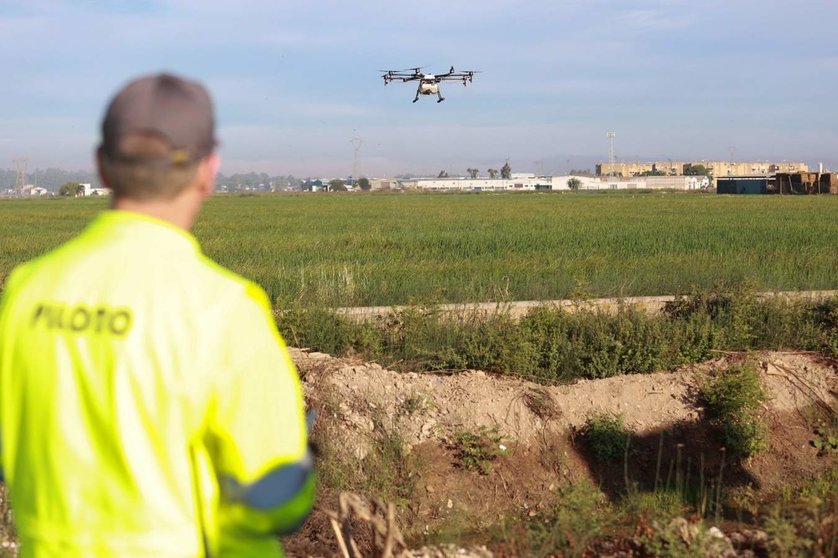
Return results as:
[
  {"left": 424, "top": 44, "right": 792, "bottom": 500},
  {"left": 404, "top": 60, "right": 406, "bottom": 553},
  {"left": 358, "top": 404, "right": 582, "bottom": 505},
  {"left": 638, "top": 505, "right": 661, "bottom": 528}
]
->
[
  {"left": 350, "top": 136, "right": 362, "bottom": 184},
  {"left": 13, "top": 157, "right": 28, "bottom": 194},
  {"left": 606, "top": 131, "right": 616, "bottom": 176}
]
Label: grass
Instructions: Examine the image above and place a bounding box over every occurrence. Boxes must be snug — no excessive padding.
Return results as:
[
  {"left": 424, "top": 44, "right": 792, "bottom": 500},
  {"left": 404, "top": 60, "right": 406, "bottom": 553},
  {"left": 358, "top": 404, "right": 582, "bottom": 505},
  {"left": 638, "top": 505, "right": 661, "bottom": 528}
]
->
[
  {"left": 501, "top": 479, "right": 610, "bottom": 558},
  {"left": 1, "top": 193, "right": 836, "bottom": 306},
  {"left": 1, "top": 192, "right": 835, "bottom": 555}
]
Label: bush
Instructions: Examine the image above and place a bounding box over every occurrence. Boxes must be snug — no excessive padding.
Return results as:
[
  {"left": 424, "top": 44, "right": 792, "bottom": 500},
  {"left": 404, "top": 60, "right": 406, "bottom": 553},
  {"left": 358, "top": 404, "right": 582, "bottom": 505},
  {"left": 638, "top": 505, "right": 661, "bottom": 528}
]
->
[
  {"left": 452, "top": 426, "right": 507, "bottom": 474},
  {"left": 699, "top": 363, "right": 767, "bottom": 457},
  {"left": 581, "top": 413, "right": 633, "bottom": 463},
  {"left": 275, "top": 286, "right": 836, "bottom": 384}
]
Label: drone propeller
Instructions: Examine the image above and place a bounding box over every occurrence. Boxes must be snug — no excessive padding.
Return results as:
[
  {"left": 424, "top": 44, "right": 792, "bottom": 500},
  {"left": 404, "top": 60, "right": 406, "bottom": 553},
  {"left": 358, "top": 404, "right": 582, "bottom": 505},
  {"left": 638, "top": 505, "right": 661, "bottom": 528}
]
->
[{"left": 378, "top": 67, "right": 423, "bottom": 73}]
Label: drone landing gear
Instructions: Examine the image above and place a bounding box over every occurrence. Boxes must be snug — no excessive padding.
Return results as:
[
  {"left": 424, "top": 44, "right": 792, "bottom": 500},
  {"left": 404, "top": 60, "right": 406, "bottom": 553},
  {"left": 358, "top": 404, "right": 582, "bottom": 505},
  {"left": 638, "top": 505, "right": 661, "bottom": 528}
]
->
[{"left": 437, "top": 96, "right": 445, "bottom": 103}]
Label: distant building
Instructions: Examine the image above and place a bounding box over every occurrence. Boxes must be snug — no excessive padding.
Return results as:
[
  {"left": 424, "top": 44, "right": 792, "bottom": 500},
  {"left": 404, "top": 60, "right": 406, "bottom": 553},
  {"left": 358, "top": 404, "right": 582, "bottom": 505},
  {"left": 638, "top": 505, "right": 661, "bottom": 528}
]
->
[
  {"left": 571, "top": 175, "right": 708, "bottom": 191},
  {"left": 400, "top": 173, "right": 553, "bottom": 191},
  {"left": 717, "top": 172, "right": 837, "bottom": 195},
  {"left": 716, "top": 176, "right": 770, "bottom": 194},
  {"left": 771, "top": 172, "right": 836, "bottom": 194},
  {"left": 395, "top": 173, "right": 712, "bottom": 192},
  {"left": 80, "top": 183, "right": 111, "bottom": 196},
  {"left": 22, "top": 185, "right": 49, "bottom": 196},
  {"left": 596, "top": 160, "right": 807, "bottom": 178}
]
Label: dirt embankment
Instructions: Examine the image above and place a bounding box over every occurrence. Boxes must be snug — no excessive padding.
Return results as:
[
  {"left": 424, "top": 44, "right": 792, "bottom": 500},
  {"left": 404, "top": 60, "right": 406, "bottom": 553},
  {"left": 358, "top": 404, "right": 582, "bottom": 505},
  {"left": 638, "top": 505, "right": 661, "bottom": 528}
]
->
[
  {"left": 295, "top": 349, "right": 835, "bottom": 458},
  {"left": 288, "top": 349, "right": 837, "bottom": 557}
]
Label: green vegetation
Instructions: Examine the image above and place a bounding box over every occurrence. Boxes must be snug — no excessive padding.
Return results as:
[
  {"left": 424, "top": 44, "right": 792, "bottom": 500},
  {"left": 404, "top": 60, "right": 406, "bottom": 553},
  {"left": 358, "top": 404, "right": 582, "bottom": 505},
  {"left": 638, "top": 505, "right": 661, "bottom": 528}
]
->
[
  {"left": 1, "top": 192, "right": 835, "bottom": 555},
  {"left": 810, "top": 418, "right": 838, "bottom": 456},
  {"left": 761, "top": 468, "right": 838, "bottom": 558},
  {"left": 506, "top": 480, "right": 609, "bottom": 558},
  {"left": 580, "top": 413, "right": 632, "bottom": 463},
  {"left": 278, "top": 288, "right": 838, "bottom": 382},
  {"left": 452, "top": 426, "right": 508, "bottom": 474},
  {"left": 1, "top": 193, "right": 836, "bottom": 305},
  {"left": 310, "top": 395, "right": 420, "bottom": 506},
  {"left": 699, "top": 362, "right": 768, "bottom": 457},
  {"left": 58, "top": 182, "right": 85, "bottom": 196}
]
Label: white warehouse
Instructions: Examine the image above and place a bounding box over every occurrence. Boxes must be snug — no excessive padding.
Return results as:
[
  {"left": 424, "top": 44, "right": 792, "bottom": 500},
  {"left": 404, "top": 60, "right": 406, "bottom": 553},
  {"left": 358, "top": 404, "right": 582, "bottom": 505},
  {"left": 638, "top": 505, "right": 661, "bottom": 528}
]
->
[
  {"left": 399, "top": 173, "right": 566, "bottom": 191},
  {"left": 398, "top": 174, "right": 708, "bottom": 192}
]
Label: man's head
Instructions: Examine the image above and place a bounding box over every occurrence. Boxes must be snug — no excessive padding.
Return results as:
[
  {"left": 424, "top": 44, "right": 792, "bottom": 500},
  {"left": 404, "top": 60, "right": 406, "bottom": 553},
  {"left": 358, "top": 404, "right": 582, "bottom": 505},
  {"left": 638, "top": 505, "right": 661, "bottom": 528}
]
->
[{"left": 98, "top": 73, "right": 218, "bottom": 201}]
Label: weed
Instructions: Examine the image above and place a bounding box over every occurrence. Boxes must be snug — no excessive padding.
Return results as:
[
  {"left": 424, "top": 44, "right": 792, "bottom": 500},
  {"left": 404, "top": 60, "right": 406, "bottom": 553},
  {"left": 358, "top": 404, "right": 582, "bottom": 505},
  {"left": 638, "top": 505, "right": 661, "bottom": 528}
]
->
[
  {"left": 810, "top": 418, "right": 838, "bottom": 456},
  {"left": 452, "top": 426, "right": 508, "bottom": 475},
  {"left": 362, "top": 415, "right": 421, "bottom": 506},
  {"left": 508, "top": 479, "right": 609, "bottom": 558},
  {"left": 618, "top": 490, "right": 686, "bottom": 525},
  {"left": 398, "top": 392, "right": 427, "bottom": 417},
  {"left": 580, "top": 413, "right": 633, "bottom": 463},
  {"left": 637, "top": 517, "right": 734, "bottom": 558},
  {"left": 762, "top": 469, "right": 838, "bottom": 558},
  {"left": 310, "top": 392, "right": 420, "bottom": 507},
  {"left": 699, "top": 362, "right": 767, "bottom": 458}
]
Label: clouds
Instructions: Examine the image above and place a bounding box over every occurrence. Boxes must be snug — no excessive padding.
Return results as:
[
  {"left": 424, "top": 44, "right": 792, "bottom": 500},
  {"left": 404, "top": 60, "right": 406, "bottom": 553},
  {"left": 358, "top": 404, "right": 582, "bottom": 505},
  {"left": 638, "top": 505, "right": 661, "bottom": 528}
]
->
[{"left": 1, "top": 0, "right": 836, "bottom": 175}]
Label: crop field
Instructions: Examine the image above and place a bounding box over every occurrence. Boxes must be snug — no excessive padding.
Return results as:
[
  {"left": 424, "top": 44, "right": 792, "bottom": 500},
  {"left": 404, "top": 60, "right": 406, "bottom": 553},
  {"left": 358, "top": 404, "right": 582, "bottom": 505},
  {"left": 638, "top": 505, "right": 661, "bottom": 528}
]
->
[{"left": 1, "top": 192, "right": 836, "bottom": 306}]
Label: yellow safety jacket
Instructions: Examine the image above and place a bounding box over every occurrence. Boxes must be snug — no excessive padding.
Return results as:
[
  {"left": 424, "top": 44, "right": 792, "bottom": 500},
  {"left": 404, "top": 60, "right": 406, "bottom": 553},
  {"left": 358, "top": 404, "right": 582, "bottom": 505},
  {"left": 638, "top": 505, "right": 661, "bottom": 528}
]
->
[{"left": 0, "top": 210, "right": 314, "bottom": 557}]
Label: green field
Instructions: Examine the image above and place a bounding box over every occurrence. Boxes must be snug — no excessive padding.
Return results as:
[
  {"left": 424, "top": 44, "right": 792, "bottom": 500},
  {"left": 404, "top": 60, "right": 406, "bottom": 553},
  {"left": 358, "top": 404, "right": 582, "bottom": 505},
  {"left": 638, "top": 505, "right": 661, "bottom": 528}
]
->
[{"left": 1, "top": 192, "right": 836, "bottom": 306}]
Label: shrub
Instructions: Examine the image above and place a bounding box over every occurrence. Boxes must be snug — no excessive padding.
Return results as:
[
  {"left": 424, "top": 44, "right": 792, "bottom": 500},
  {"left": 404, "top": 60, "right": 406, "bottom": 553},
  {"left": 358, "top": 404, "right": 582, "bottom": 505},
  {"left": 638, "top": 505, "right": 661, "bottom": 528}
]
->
[
  {"left": 452, "top": 426, "right": 507, "bottom": 474},
  {"left": 699, "top": 363, "right": 767, "bottom": 458},
  {"left": 275, "top": 287, "right": 836, "bottom": 385},
  {"left": 581, "top": 413, "right": 633, "bottom": 463}
]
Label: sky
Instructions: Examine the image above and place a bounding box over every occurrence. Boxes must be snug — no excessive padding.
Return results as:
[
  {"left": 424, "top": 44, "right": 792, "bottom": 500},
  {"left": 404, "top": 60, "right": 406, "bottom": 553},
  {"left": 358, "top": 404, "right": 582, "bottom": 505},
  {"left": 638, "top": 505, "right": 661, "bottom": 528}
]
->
[{"left": 1, "top": 0, "right": 836, "bottom": 178}]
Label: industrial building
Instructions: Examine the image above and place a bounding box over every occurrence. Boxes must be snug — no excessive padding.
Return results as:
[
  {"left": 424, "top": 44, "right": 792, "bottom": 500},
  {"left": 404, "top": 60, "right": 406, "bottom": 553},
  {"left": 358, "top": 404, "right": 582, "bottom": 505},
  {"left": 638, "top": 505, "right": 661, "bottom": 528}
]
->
[
  {"left": 718, "top": 172, "right": 838, "bottom": 194},
  {"left": 398, "top": 174, "right": 709, "bottom": 192},
  {"left": 398, "top": 174, "right": 559, "bottom": 191},
  {"left": 596, "top": 160, "right": 807, "bottom": 178}
]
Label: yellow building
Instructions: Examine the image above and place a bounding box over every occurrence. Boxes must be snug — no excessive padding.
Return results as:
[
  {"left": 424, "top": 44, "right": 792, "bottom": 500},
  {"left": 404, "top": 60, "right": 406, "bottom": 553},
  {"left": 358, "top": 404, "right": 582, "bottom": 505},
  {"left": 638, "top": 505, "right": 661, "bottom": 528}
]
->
[{"left": 596, "top": 160, "right": 807, "bottom": 177}]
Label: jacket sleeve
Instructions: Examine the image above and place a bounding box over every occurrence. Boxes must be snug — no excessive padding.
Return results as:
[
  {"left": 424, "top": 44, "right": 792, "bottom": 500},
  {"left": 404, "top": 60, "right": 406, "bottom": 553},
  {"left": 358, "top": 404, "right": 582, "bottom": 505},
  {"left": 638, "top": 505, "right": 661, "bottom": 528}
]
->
[
  {"left": 0, "top": 266, "right": 25, "bottom": 483},
  {"left": 206, "top": 283, "right": 315, "bottom": 541}
]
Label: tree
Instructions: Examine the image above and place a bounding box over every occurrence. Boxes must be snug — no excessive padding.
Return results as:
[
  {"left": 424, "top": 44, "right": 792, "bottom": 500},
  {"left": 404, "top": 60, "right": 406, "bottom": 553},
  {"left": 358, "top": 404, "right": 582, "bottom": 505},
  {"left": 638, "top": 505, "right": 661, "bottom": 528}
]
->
[
  {"left": 356, "top": 177, "right": 371, "bottom": 191},
  {"left": 466, "top": 168, "right": 479, "bottom": 179},
  {"left": 500, "top": 162, "right": 511, "bottom": 179},
  {"left": 59, "top": 182, "right": 85, "bottom": 196},
  {"left": 569, "top": 169, "right": 594, "bottom": 177},
  {"left": 487, "top": 168, "right": 499, "bottom": 179},
  {"left": 438, "top": 170, "right": 449, "bottom": 178},
  {"left": 567, "top": 178, "right": 582, "bottom": 191},
  {"left": 328, "top": 178, "right": 347, "bottom": 192},
  {"left": 684, "top": 163, "right": 709, "bottom": 176}
]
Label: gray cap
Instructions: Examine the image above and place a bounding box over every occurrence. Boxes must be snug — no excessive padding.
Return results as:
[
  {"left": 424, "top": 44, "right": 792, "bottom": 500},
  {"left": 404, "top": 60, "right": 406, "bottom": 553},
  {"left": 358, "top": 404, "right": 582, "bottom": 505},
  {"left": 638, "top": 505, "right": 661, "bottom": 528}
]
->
[{"left": 100, "top": 72, "right": 217, "bottom": 165}]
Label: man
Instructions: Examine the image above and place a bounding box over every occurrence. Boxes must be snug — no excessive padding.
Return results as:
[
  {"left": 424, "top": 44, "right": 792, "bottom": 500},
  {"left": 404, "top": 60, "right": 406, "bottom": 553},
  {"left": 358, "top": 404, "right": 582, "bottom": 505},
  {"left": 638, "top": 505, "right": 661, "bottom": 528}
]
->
[{"left": 0, "top": 73, "right": 314, "bottom": 557}]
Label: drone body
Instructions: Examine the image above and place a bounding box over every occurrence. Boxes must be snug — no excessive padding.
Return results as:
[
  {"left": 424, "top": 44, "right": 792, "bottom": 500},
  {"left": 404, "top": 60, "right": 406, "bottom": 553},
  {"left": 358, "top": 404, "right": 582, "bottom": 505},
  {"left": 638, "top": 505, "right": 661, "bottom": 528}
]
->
[{"left": 381, "top": 66, "right": 478, "bottom": 103}]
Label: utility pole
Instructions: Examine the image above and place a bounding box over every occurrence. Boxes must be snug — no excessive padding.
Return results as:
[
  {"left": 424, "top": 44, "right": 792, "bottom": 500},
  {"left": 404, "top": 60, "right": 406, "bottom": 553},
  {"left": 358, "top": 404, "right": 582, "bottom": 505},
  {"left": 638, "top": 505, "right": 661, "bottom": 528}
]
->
[
  {"left": 13, "top": 157, "right": 28, "bottom": 195},
  {"left": 350, "top": 136, "right": 362, "bottom": 185},
  {"left": 606, "top": 131, "right": 616, "bottom": 177}
]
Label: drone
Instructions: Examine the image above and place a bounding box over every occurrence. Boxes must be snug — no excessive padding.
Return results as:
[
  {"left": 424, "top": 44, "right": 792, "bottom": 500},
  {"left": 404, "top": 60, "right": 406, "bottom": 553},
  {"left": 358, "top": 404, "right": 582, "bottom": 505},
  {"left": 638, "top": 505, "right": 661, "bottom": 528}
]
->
[{"left": 380, "top": 66, "right": 478, "bottom": 103}]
